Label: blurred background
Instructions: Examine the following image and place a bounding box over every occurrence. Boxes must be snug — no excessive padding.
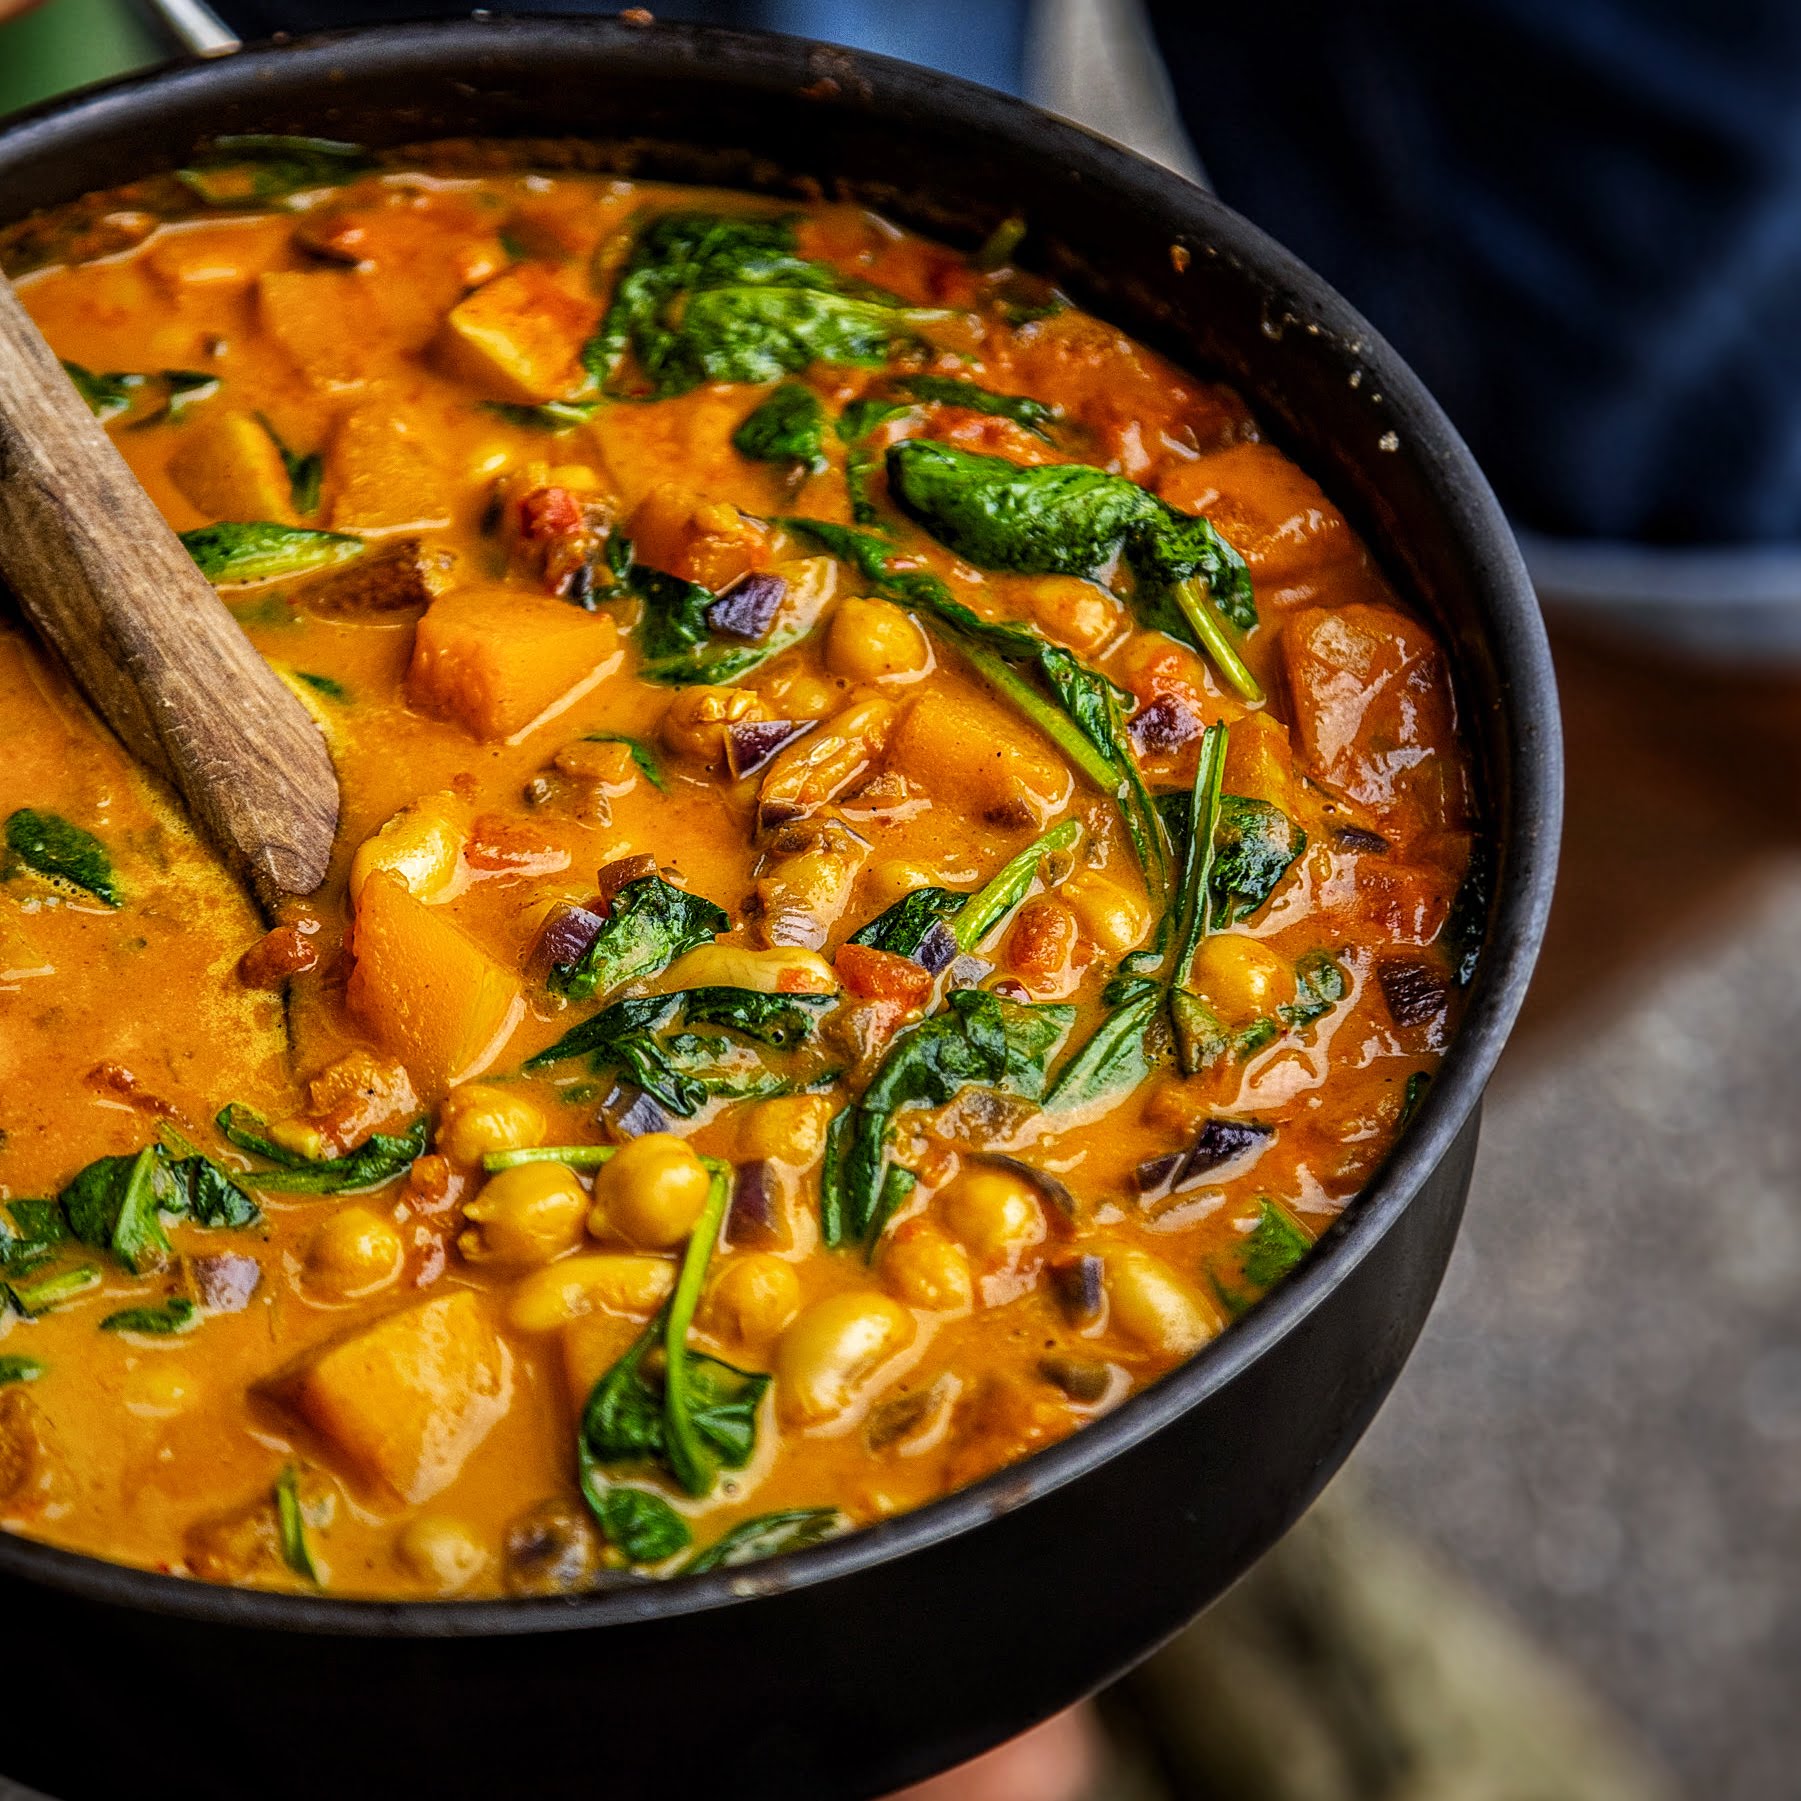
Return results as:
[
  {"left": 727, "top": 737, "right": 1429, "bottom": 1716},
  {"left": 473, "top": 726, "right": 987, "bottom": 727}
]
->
[{"left": 5, "top": 2, "right": 1797, "bottom": 1797}]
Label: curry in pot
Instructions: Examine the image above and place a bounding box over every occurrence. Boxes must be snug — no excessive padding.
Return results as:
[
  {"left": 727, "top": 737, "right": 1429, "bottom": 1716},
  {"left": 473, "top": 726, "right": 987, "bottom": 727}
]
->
[{"left": 0, "top": 142, "right": 1477, "bottom": 1595}]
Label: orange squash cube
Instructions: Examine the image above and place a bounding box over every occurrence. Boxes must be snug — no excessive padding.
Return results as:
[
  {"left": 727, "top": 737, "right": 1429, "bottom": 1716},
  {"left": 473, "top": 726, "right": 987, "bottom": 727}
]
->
[
  {"left": 436, "top": 264, "right": 597, "bottom": 403},
  {"left": 290, "top": 1291, "right": 511, "bottom": 1503},
  {"left": 1158, "top": 441, "right": 1355, "bottom": 586},
  {"left": 407, "top": 585, "right": 619, "bottom": 742},
  {"left": 258, "top": 270, "right": 382, "bottom": 389},
  {"left": 345, "top": 872, "right": 524, "bottom": 1091},
  {"left": 329, "top": 406, "right": 451, "bottom": 533},
  {"left": 166, "top": 410, "right": 295, "bottom": 523}
]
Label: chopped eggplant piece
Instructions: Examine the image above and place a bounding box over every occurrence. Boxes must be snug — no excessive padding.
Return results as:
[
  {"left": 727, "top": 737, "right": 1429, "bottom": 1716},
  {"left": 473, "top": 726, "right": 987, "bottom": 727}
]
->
[
  {"left": 1138, "top": 1119, "right": 1276, "bottom": 1197},
  {"left": 1127, "top": 692, "right": 1204, "bottom": 757},
  {"left": 503, "top": 1497, "right": 601, "bottom": 1596},
  {"left": 298, "top": 536, "right": 454, "bottom": 615},
  {"left": 531, "top": 903, "right": 607, "bottom": 979},
  {"left": 1048, "top": 1253, "right": 1105, "bottom": 1324},
  {"left": 726, "top": 719, "right": 811, "bottom": 780},
  {"left": 1332, "top": 824, "right": 1390, "bottom": 855},
  {"left": 725, "top": 1160, "right": 782, "bottom": 1247},
  {"left": 1378, "top": 957, "right": 1449, "bottom": 1028},
  {"left": 966, "top": 1153, "right": 1078, "bottom": 1224},
  {"left": 1038, "top": 1353, "right": 1113, "bottom": 1404},
  {"left": 190, "top": 1252, "right": 262, "bottom": 1314},
  {"left": 707, "top": 570, "right": 787, "bottom": 640},
  {"left": 597, "top": 1085, "right": 672, "bottom": 1141},
  {"left": 914, "top": 918, "right": 959, "bottom": 976}
]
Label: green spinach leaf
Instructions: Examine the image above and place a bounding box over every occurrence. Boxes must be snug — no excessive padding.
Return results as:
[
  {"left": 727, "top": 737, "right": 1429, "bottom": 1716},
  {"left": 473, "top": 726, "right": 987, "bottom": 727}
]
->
[
  {"left": 545, "top": 874, "right": 728, "bottom": 1003},
  {"left": 0, "top": 1356, "right": 44, "bottom": 1386},
  {"left": 898, "top": 375, "right": 1057, "bottom": 437},
  {"left": 683, "top": 1507, "right": 843, "bottom": 1573},
  {"left": 4, "top": 809, "right": 121, "bottom": 907},
  {"left": 7, "top": 1265, "right": 100, "bottom": 1316},
  {"left": 1211, "top": 796, "right": 1306, "bottom": 927},
  {"left": 214, "top": 1106, "right": 427, "bottom": 1194},
  {"left": 733, "top": 383, "right": 828, "bottom": 472},
  {"left": 484, "top": 398, "right": 604, "bottom": 432},
  {"left": 604, "top": 536, "right": 800, "bottom": 686},
  {"left": 62, "top": 361, "right": 140, "bottom": 422},
  {"left": 886, "top": 439, "right": 1261, "bottom": 701},
  {"left": 63, "top": 1145, "right": 169, "bottom": 1275},
  {"left": 275, "top": 1462, "right": 322, "bottom": 1583},
  {"left": 100, "top": 1296, "right": 198, "bottom": 1335},
  {"left": 849, "top": 886, "right": 966, "bottom": 957},
  {"left": 181, "top": 522, "right": 364, "bottom": 585},
  {"left": 179, "top": 135, "right": 372, "bottom": 206},
  {"left": 256, "top": 415, "right": 324, "bottom": 514},
  {"left": 1213, "top": 1196, "right": 1313, "bottom": 1316},
  {"left": 582, "top": 733, "right": 669, "bottom": 792},
  {"left": 0, "top": 1200, "right": 69, "bottom": 1276}
]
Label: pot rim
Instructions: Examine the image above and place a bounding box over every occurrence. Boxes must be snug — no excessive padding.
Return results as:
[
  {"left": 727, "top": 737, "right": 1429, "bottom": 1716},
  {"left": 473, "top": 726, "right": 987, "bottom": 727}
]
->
[{"left": 0, "top": 14, "right": 1562, "bottom": 1639}]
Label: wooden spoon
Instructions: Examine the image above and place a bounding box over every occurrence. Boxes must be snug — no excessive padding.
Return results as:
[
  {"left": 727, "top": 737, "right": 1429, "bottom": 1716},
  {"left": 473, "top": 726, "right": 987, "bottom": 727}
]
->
[{"left": 0, "top": 273, "right": 339, "bottom": 913}]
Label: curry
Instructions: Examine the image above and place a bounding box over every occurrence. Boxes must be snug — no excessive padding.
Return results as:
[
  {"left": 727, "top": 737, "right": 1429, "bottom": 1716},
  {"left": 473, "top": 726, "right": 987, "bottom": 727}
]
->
[{"left": 0, "top": 142, "right": 1477, "bottom": 1597}]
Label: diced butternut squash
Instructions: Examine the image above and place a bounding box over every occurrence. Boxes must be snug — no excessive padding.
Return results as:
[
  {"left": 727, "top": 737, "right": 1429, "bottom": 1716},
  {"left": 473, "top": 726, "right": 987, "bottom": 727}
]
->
[
  {"left": 436, "top": 264, "right": 597, "bottom": 403},
  {"left": 345, "top": 872, "right": 524, "bottom": 1092},
  {"left": 407, "top": 585, "right": 619, "bottom": 741},
  {"left": 166, "top": 411, "right": 295, "bottom": 523},
  {"left": 289, "top": 1291, "right": 511, "bottom": 1503},
  {"left": 1283, "top": 604, "right": 1469, "bottom": 834},
  {"left": 1220, "top": 709, "right": 1297, "bottom": 806},
  {"left": 888, "top": 687, "right": 1071, "bottom": 829},
  {"left": 258, "top": 271, "right": 383, "bottom": 388},
  {"left": 328, "top": 406, "right": 451, "bottom": 533},
  {"left": 629, "top": 483, "right": 772, "bottom": 589},
  {"left": 1158, "top": 441, "right": 1355, "bottom": 586},
  {"left": 144, "top": 222, "right": 270, "bottom": 290}
]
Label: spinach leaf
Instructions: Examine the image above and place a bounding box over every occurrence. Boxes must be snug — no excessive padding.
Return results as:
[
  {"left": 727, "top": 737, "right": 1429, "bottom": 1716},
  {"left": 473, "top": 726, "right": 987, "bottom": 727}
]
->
[
  {"left": 823, "top": 989, "right": 1074, "bottom": 1249},
  {"left": 1043, "top": 980, "right": 1161, "bottom": 1114},
  {"left": 1443, "top": 840, "right": 1492, "bottom": 988},
  {"left": 777, "top": 517, "right": 1166, "bottom": 891},
  {"left": 836, "top": 396, "right": 914, "bottom": 524},
  {"left": 214, "top": 1106, "right": 427, "bottom": 1194},
  {"left": 1399, "top": 1070, "right": 1431, "bottom": 1128},
  {"left": 525, "top": 988, "right": 823, "bottom": 1117},
  {"left": 62, "top": 361, "right": 140, "bottom": 422},
  {"left": 582, "top": 732, "right": 669, "bottom": 792},
  {"left": 63, "top": 1145, "right": 169, "bottom": 1275},
  {"left": 545, "top": 874, "right": 727, "bottom": 1003},
  {"left": 179, "top": 134, "right": 372, "bottom": 206},
  {"left": 100, "top": 1296, "right": 198, "bottom": 1335},
  {"left": 898, "top": 375, "right": 1057, "bottom": 438},
  {"left": 156, "top": 1124, "right": 261, "bottom": 1229},
  {"left": 181, "top": 522, "right": 364, "bottom": 585},
  {"left": 1213, "top": 1197, "right": 1314, "bottom": 1316},
  {"left": 579, "top": 1163, "right": 765, "bottom": 1552},
  {"left": 275, "top": 1463, "right": 321, "bottom": 1583},
  {"left": 4, "top": 808, "right": 120, "bottom": 907},
  {"left": 850, "top": 886, "right": 966, "bottom": 957},
  {"left": 589, "top": 210, "right": 948, "bottom": 399},
  {"left": 733, "top": 383, "right": 828, "bottom": 473},
  {"left": 683, "top": 1507, "right": 843, "bottom": 1574},
  {"left": 886, "top": 439, "right": 1262, "bottom": 701},
  {"left": 951, "top": 819, "right": 1081, "bottom": 951},
  {"left": 293, "top": 671, "right": 349, "bottom": 704},
  {"left": 0, "top": 1356, "right": 44, "bottom": 1386},
  {"left": 605, "top": 536, "right": 800, "bottom": 686},
  {"left": 255, "top": 414, "right": 323, "bottom": 514},
  {"left": 1211, "top": 796, "right": 1305, "bottom": 927},
  {"left": 141, "top": 370, "right": 220, "bottom": 425},
  {"left": 1280, "top": 950, "right": 1348, "bottom": 1030},
  {"left": 0, "top": 1200, "right": 69, "bottom": 1276},
  {"left": 484, "top": 398, "right": 604, "bottom": 433},
  {"left": 7, "top": 1265, "right": 100, "bottom": 1316}
]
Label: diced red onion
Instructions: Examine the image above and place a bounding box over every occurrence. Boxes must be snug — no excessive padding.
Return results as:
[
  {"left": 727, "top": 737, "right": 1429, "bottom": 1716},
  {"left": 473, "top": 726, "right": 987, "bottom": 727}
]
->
[
  {"left": 190, "top": 1252, "right": 261, "bottom": 1314},
  {"left": 533, "top": 902, "right": 606, "bottom": 977},
  {"left": 726, "top": 1160, "right": 781, "bottom": 1247},
  {"left": 1127, "top": 693, "right": 1203, "bottom": 756},
  {"left": 708, "top": 570, "right": 788, "bottom": 641},
  {"left": 726, "top": 719, "right": 810, "bottom": 780},
  {"left": 913, "top": 918, "right": 959, "bottom": 975}
]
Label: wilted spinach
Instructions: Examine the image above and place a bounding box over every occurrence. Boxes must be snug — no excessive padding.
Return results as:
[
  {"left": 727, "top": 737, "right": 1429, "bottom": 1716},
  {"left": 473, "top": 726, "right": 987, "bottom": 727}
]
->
[
  {"left": 604, "top": 536, "right": 800, "bottom": 686},
  {"left": 582, "top": 732, "right": 669, "bottom": 792},
  {"left": 64, "top": 362, "right": 218, "bottom": 427},
  {"left": 0, "top": 1200, "right": 69, "bottom": 1276},
  {"left": 181, "top": 523, "right": 364, "bottom": 585},
  {"left": 1210, "top": 797, "right": 1306, "bottom": 926},
  {"left": 733, "top": 383, "right": 828, "bottom": 473},
  {"left": 100, "top": 1296, "right": 198, "bottom": 1336},
  {"left": 484, "top": 398, "right": 604, "bottom": 433},
  {"left": 214, "top": 1106, "right": 427, "bottom": 1194},
  {"left": 821, "top": 988, "right": 1074, "bottom": 1249},
  {"left": 275, "top": 1463, "right": 322, "bottom": 1583},
  {"left": 4, "top": 809, "right": 120, "bottom": 907},
  {"left": 0, "top": 1356, "right": 44, "bottom": 1386},
  {"left": 256, "top": 414, "right": 324, "bottom": 514},
  {"left": 1212, "top": 1197, "right": 1313, "bottom": 1315},
  {"left": 886, "top": 439, "right": 1261, "bottom": 702},
  {"left": 587, "top": 210, "right": 948, "bottom": 399},
  {"left": 544, "top": 873, "right": 727, "bottom": 1003},
  {"left": 682, "top": 1507, "right": 843, "bottom": 1574},
  {"left": 179, "top": 134, "right": 372, "bottom": 206},
  {"left": 898, "top": 375, "right": 1057, "bottom": 437},
  {"left": 62, "top": 1145, "right": 169, "bottom": 1275}
]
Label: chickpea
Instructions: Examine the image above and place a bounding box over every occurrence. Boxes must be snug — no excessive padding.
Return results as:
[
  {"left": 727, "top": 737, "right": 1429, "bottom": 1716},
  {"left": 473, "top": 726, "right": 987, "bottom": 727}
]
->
[
  {"left": 437, "top": 1083, "right": 546, "bottom": 1167},
  {"left": 507, "top": 1253, "right": 676, "bottom": 1334},
  {"left": 349, "top": 791, "right": 469, "bottom": 905},
  {"left": 1189, "top": 935, "right": 1294, "bottom": 1024},
  {"left": 304, "top": 1206, "right": 404, "bottom": 1300},
  {"left": 588, "top": 1134, "right": 713, "bottom": 1249},
  {"left": 756, "top": 668, "right": 841, "bottom": 721},
  {"left": 701, "top": 1253, "right": 802, "bottom": 1355},
  {"left": 777, "top": 1290, "right": 915, "bottom": 1427},
  {"left": 940, "top": 1166, "right": 1047, "bottom": 1267},
  {"left": 659, "top": 685, "right": 767, "bottom": 765},
  {"left": 459, "top": 1162, "right": 588, "bottom": 1268},
  {"left": 860, "top": 857, "right": 940, "bottom": 914},
  {"left": 1026, "top": 575, "right": 1126, "bottom": 655},
  {"left": 122, "top": 1361, "right": 202, "bottom": 1419},
  {"left": 825, "top": 597, "right": 931, "bottom": 682},
  {"left": 1062, "top": 872, "right": 1154, "bottom": 956},
  {"left": 1101, "top": 1244, "right": 1222, "bottom": 1357},
  {"left": 395, "top": 1515, "right": 486, "bottom": 1594},
  {"left": 880, "top": 1220, "right": 974, "bottom": 1312},
  {"left": 736, "top": 1094, "right": 835, "bottom": 1167}
]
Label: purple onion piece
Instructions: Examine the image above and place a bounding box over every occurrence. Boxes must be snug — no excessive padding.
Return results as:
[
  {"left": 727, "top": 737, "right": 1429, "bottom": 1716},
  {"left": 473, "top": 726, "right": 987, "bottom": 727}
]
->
[
  {"left": 190, "top": 1252, "right": 261, "bottom": 1314},
  {"left": 1049, "top": 1254, "right": 1104, "bottom": 1323},
  {"left": 913, "top": 918, "right": 959, "bottom": 975},
  {"left": 598, "top": 1086, "right": 668, "bottom": 1141},
  {"left": 535, "top": 903, "right": 606, "bottom": 977},
  {"left": 1332, "top": 825, "right": 1390, "bottom": 855},
  {"left": 1377, "top": 959, "right": 1449, "bottom": 1028},
  {"left": 1127, "top": 693, "right": 1202, "bottom": 756},
  {"left": 707, "top": 570, "right": 788, "bottom": 641},
  {"left": 726, "top": 718, "right": 810, "bottom": 780},
  {"left": 725, "top": 1160, "right": 781, "bottom": 1247},
  {"left": 944, "top": 953, "right": 992, "bottom": 989}
]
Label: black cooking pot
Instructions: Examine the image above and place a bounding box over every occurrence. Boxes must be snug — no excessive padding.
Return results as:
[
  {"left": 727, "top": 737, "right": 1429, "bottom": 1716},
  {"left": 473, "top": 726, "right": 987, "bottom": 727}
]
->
[{"left": 0, "top": 19, "right": 1560, "bottom": 1799}]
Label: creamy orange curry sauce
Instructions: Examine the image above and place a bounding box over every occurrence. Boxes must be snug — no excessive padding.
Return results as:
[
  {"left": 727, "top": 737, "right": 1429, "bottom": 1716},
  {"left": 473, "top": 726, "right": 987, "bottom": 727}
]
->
[{"left": 0, "top": 144, "right": 1476, "bottom": 1597}]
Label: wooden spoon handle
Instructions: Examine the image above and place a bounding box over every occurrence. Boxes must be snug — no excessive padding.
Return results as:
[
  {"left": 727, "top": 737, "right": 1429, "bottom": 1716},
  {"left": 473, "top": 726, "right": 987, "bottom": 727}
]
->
[{"left": 0, "top": 274, "right": 338, "bottom": 912}]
